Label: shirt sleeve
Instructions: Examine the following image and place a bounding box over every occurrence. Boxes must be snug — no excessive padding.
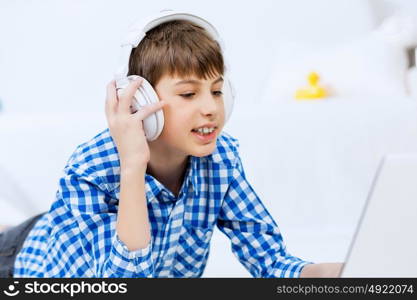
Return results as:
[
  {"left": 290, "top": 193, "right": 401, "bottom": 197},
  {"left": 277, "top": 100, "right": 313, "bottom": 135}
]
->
[
  {"left": 216, "top": 156, "right": 314, "bottom": 278},
  {"left": 56, "top": 165, "right": 155, "bottom": 278}
]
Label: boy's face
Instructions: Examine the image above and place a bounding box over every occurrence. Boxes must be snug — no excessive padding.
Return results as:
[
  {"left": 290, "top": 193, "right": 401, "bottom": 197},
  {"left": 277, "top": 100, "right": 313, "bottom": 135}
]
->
[{"left": 152, "top": 73, "right": 225, "bottom": 158}]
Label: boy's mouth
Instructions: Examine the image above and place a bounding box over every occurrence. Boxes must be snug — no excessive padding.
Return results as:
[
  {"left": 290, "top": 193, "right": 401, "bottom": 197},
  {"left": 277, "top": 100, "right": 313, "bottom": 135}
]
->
[
  {"left": 191, "top": 125, "right": 218, "bottom": 142},
  {"left": 191, "top": 126, "right": 217, "bottom": 136}
]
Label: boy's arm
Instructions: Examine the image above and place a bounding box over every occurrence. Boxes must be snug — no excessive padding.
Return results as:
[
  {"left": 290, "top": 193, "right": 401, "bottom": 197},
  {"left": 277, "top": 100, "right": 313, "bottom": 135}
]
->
[
  {"left": 105, "top": 79, "right": 165, "bottom": 252},
  {"left": 116, "top": 164, "right": 151, "bottom": 251},
  {"left": 217, "top": 155, "right": 345, "bottom": 277},
  {"left": 44, "top": 79, "right": 165, "bottom": 277},
  {"left": 216, "top": 156, "right": 313, "bottom": 278},
  {"left": 300, "top": 263, "right": 344, "bottom": 277}
]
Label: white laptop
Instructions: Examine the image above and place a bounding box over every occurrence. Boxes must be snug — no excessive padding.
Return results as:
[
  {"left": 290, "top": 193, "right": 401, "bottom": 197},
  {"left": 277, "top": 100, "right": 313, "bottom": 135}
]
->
[{"left": 340, "top": 154, "right": 417, "bottom": 277}]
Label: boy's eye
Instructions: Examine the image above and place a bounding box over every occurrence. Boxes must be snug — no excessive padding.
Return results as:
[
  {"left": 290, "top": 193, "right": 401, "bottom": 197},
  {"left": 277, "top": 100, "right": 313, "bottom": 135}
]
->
[
  {"left": 179, "top": 93, "right": 195, "bottom": 99},
  {"left": 179, "top": 91, "right": 223, "bottom": 99}
]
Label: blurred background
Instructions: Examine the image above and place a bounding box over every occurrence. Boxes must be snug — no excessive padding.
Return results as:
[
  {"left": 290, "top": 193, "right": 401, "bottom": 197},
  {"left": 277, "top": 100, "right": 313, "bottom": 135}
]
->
[{"left": 1, "top": 0, "right": 417, "bottom": 277}]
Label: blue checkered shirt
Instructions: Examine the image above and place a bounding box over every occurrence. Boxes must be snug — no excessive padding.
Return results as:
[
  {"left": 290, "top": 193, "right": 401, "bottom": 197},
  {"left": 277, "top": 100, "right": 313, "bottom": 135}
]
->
[{"left": 14, "top": 128, "right": 312, "bottom": 277}]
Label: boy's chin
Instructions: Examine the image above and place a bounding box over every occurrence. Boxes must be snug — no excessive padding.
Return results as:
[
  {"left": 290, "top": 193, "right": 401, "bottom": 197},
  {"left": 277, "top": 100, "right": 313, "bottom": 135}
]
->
[{"left": 189, "top": 142, "right": 217, "bottom": 158}]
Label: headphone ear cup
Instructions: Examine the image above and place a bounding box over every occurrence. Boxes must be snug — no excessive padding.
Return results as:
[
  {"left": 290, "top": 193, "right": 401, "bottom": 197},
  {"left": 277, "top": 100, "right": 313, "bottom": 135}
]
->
[
  {"left": 222, "top": 78, "right": 235, "bottom": 123},
  {"left": 134, "top": 78, "right": 164, "bottom": 141},
  {"left": 119, "top": 75, "right": 165, "bottom": 141}
]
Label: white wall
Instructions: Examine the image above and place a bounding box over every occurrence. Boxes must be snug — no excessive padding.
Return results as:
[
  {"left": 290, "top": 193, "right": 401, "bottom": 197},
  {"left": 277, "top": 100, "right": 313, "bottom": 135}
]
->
[
  {"left": 0, "top": 0, "right": 385, "bottom": 114},
  {"left": 0, "top": 0, "right": 282, "bottom": 113}
]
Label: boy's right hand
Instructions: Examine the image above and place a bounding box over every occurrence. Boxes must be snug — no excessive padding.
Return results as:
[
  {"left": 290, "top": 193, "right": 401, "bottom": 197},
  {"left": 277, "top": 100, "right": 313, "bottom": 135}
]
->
[{"left": 105, "top": 78, "right": 166, "bottom": 169}]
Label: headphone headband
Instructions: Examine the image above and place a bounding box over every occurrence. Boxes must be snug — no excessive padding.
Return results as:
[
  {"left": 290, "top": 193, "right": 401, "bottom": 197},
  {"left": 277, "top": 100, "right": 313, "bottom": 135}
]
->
[{"left": 115, "top": 10, "right": 225, "bottom": 81}]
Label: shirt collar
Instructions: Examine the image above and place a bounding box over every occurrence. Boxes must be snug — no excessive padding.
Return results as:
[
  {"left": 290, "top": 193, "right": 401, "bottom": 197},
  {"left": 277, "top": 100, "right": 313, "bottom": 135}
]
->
[
  {"left": 144, "top": 155, "right": 199, "bottom": 202},
  {"left": 190, "top": 156, "right": 199, "bottom": 197},
  {"left": 206, "top": 133, "right": 238, "bottom": 168}
]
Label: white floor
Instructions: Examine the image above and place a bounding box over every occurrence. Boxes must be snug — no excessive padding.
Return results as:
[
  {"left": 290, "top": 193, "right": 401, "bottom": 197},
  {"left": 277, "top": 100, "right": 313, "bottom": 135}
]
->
[{"left": 0, "top": 199, "right": 30, "bottom": 225}]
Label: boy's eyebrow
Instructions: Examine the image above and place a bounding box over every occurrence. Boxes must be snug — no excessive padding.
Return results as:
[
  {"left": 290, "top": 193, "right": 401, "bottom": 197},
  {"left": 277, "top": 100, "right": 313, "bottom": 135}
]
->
[{"left": 175, "top": 76, "right": 224, "bottom": 86}]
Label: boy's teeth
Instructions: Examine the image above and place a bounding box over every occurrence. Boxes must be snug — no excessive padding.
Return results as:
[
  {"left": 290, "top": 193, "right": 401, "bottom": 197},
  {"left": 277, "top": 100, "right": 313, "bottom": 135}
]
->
[{"left": 193, "top": 127, "right": 215, "bottom": 135}]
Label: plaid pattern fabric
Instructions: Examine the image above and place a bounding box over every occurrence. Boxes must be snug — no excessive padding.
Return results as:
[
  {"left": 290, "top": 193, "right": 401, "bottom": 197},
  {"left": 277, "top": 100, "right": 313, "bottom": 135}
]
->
[{"left": 14, "top": 128, "right": 312, "bottom": 277}]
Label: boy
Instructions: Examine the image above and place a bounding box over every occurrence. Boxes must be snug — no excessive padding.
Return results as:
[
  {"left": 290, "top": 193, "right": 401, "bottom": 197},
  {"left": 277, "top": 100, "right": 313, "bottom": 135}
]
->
[{"left": 2, "top": 13, "right": 342, "bottom": 278}]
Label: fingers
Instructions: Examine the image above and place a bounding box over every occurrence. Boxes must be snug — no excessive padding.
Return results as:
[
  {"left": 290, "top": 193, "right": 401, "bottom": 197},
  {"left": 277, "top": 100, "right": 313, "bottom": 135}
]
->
[
  {"left": 105, "top": 80, "right": 117, "bottom": 119},
  {"left": 106, "top": 78, "right": 165, "bottom": 125},
  {"left": 134, "top": 100, "right": 166, "bottom": 120},
  {"left": 118, "top": 77, "right": 144, "bottom": 114}
]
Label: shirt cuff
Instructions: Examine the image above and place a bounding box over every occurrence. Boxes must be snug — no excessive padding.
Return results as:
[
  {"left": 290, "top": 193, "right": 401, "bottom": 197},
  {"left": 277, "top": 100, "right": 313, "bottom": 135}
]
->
[
  {"left": 103, "top": 233, "right": 154, "bottom": 277},
  {"left": 113, "top": 234, "right": 152, "bottom": 258},
  {"left": 277, "top": 257, "right": 315, "bottom": 278}
]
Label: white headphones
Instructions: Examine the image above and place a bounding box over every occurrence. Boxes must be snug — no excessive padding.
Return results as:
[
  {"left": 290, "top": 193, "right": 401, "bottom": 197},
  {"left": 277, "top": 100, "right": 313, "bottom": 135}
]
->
[{"left": 114, "top": 10, "right": 235, "bottom": 141}]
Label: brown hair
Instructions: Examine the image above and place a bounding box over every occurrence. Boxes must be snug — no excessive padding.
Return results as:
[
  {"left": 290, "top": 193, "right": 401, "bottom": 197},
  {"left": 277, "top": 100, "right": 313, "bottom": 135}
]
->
[{"left": 128, "top": 20, "right": 224, "bottom": 87}]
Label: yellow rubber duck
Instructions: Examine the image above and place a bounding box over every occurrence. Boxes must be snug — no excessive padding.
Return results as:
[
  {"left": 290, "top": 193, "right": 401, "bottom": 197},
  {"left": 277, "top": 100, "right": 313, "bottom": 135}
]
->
[{"left": 295, "top": 71, "right": 327, "bottom": 100}]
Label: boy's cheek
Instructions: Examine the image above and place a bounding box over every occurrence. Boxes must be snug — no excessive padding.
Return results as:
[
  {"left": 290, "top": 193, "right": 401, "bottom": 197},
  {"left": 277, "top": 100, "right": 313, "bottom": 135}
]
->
[
  {"left": 159, "top": 123, "right": 188, "bottom": 141},
  {"left": 216, "top": 122, "right": 225, "bottom": 134}
]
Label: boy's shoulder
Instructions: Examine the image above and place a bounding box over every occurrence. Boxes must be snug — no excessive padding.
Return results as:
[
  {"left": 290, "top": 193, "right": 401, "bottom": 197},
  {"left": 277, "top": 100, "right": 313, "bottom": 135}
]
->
[
  {"left": 66, "top": 128, "right": 115, "bottom": 166},
  {"left": 63, "top": 128, "right": 119, "bottom": 190}
]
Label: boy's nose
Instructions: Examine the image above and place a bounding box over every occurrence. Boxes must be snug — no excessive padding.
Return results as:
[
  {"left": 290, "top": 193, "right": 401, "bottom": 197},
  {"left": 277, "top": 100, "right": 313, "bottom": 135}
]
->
[{"left": 200, "top": 93, "right": 218, "bottom": 117}]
